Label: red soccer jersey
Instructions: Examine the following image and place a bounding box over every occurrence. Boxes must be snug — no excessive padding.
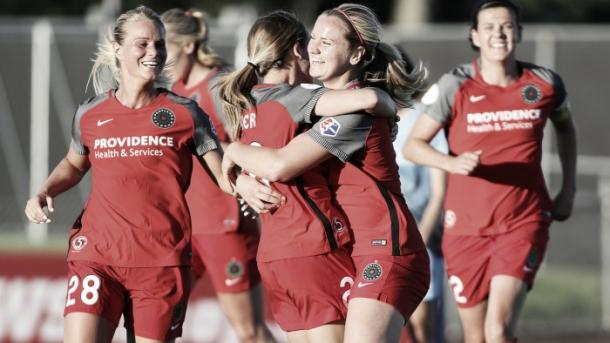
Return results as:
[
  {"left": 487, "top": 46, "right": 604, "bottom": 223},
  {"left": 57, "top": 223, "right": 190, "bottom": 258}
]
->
[
  {"left": 173, "top": 68, "right": 241, "bottom": 234},
  {"left": 308, "top": 114, "right": 426, "bottom": 257},
  {"left": 68, "top": 89, "right": 219, "bottom": 267},
  {"left": 240, "top": 84, "right": 351, "bottom": 262},
  {"left": 424, "top": 60, "right": 569, "bottom": 236}
]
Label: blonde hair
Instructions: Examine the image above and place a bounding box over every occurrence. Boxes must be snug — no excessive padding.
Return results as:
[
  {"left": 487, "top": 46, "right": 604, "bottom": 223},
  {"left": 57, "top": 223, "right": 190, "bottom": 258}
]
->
[
  {"left": 324, "top": 3, "right": 427, "bottom": 108},
  {"left": 88, "top": 6, "right": 169, "bottom": 94},
  {"left": 161, "top": 8, "right": 227, "bottom": 69},
  {"left": 216, "top": 11, "right": 308, "bottom": 140}
]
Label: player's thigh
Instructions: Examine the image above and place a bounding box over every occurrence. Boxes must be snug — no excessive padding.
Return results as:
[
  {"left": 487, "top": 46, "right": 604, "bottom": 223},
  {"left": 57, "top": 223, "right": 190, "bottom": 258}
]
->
[
  {"left": 124, "top": 266, "right": 190, "bottom": 342},
  {"left": 344, "top": 298, "right": 404, "bottom": 343},
  {"left": 192, "top": 231, "right": 260, "bottom": 293},
  {"left": 64, "top": 312, "right": 116, "bottom": 343}
]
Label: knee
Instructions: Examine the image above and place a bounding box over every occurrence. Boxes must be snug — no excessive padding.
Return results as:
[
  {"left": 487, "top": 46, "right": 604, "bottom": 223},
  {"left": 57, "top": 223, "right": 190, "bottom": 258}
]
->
[
  {"left": 485, "top": 320, "right": 513, "bottom": 343},
  {"left": 230, "top": 322, "right": 258, "bottom": 343}
]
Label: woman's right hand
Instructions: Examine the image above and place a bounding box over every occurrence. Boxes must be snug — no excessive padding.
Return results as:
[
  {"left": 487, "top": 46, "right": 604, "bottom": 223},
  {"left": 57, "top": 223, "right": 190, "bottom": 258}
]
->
[
  {"left": 235, "top": 174, "right": 285, "bottom": 213},
  {"left": 444, "top": 150, "right": 482, "bottom": 175},
  {"left": 25, "top": 193, "right": 54, "bottom": 224}
]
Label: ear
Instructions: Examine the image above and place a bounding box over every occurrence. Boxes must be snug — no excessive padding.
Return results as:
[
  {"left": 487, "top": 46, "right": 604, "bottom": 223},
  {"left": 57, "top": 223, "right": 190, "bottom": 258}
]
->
[
  {"left": 515, "top": 25, "right": 523, "bottom": 43},
  {"left": 349, "top": 45, "right": 366, "bottom": 66},
  {"left": 292, "top": 42, "right": 307, "bottom": 61},
  {"left": 183, "top": 41, "right": 196, "bottom": 55},
  {"left": 470, "top": 28, "right": 481, "bottom": 49}
]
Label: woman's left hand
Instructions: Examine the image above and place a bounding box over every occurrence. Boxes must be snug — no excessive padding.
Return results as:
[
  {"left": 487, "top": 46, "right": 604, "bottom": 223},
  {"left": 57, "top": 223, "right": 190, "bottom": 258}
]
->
[{"left": 552, "top": 188, "right": 575, "bottom": 221}]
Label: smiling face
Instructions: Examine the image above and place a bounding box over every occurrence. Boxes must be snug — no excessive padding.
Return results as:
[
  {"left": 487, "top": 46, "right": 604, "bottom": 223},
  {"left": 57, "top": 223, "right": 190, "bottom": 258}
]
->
[
  {"left": 115, "top": 18, "right": 166, "bottom": 87},
  {"left": 470, "top": 6, "right": 520, "bottom": 63},
  {"left": 307, "top": 14, "right": 359, "bottom": 88}
]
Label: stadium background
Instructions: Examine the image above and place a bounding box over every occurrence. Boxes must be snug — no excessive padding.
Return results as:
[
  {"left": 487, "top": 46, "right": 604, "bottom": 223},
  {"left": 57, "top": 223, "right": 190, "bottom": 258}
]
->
[{"left": 1, "top": 0, "right": 609, "bottom": 341}]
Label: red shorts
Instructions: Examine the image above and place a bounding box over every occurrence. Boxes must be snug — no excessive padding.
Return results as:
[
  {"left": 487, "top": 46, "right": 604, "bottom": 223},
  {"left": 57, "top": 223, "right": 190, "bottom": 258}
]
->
[
  {"left": 257, "top": 248, "right": 355, "bottom": 331},
  {"left": 443, "top": 223, "right": 550, "bottom": 308},
  {"left": 64, "top": 261, "right": 190, "bottom": 341},
  {"left": 349, "top": 252, "right": 430, "bottom": 321},
  {"left": 191, "top": 215, "right": 260, "bottom": 293}
]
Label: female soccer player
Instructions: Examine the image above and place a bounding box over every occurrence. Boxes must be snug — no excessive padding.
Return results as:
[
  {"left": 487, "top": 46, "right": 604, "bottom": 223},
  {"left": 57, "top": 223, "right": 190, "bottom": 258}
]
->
[
  {"left": 161, "top": 9, "right": 276, "bottom": 343},
  {"left": 216, "top": 9, "right": 400, "bottom": 343},
  {"left": 221, "top": 4, "right": 430, "bottom": 343},
  {"left": 404, "top": 1, "right": 577, "bottom": 342},
  {"left": 24, "top": 6, "right": 228, "bottom": 343}
]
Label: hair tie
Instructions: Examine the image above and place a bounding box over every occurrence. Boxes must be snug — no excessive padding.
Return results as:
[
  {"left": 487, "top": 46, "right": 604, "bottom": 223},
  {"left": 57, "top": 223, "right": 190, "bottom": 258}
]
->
[
  {"left": 334, "top": 8, "right": 366, "bottom": 47},
  {"left": 247, "top": 61, "right": 258, "bottom": 69}
]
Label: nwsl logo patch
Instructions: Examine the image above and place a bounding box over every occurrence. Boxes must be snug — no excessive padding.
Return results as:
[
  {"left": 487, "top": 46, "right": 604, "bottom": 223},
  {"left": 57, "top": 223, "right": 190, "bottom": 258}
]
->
[{"left": 320, "top": 118, "right": 341, "bottom": 137}]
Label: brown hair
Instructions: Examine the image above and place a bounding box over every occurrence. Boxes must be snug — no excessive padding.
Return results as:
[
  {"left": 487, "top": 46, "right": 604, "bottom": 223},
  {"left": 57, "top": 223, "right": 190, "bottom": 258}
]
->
[
  {"left": 323, "top": 3, "right": 427, "bottom": 108},
  {"left": 216, "top": 11, "right": 308, "bottom": 140},
  {"left": 161, "top": 8, "right": 227, "bottom": 69}
]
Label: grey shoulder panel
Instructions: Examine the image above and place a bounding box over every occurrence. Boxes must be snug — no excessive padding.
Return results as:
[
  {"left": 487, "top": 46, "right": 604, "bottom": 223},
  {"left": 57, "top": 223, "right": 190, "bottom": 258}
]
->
[{"left": 70, "top": 92, "right": 109, "bottom": 155}]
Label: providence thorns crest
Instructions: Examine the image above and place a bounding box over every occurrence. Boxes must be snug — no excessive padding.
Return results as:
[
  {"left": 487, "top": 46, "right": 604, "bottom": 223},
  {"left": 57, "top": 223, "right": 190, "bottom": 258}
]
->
[{"left": 152, "top": 108, "right": 176, "bottom": 129}]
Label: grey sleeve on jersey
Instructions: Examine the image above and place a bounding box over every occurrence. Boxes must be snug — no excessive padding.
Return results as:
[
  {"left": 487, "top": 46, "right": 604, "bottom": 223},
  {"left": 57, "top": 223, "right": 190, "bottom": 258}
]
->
[
  {"left": 275, "top": 84, "right": 328, "bottom": 124},
  {"left": 70, "top": 105, "right": 88, "bottom": 155},
  {"left": 190, "top": 104, "right": 220, "bottom": 156},
  {"left": 422, "top": 73, "right": 463, "bottom": 125},
  {"left": 307, "top": 114, "right": 373, "bottom": 162},
  {"left": 69, "top": 95, "right": 107, "bottom": 155}
]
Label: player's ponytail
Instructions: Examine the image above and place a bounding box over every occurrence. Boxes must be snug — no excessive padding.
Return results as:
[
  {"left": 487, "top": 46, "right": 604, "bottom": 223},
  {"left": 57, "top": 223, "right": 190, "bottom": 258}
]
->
[
  {"left": 161, "top": 8, "right": 227, "bottom": 70},
  {"left": 216, "top": 10, "right": 308, "bottom": 140}
]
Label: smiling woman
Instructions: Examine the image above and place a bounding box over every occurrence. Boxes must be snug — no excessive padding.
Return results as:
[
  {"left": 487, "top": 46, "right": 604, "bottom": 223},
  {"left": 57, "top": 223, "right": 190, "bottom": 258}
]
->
[
  {"left": 24, "top": 6, "right": 230, "bottom": 343},
  {"left": 404, "top": 1, "right": 577, "bottom": 342}
]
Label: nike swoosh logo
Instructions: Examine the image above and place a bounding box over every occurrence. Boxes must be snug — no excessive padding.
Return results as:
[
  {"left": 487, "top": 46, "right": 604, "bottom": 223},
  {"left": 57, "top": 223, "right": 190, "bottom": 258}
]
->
[
  {"left": 469, "top": 95, "right": 486, "bottom": 103},
  {"left": 97, "top": 118, "right": 114, "bottom": 126},
  {"left": 225, "top": 277, "right": 242, "bottom": 287},
  {"left": 170, "top": 323, "right": 180, "bottom": 331},
  {"left": 357, "top": 282, "right": 374, "bottom": 288}
]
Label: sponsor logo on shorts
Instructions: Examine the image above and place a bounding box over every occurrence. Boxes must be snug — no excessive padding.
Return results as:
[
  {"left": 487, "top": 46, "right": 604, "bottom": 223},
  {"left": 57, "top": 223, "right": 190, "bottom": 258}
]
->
[
  {"left": 521, "top": 84, "right": 542, "bottom": 104},
  {"left": 224, "top": 277, "right": 242, "bottom": 287},
  {"left": 333, "top": 217, "right": 345, "bottom": 232},
  {"left": 362, "top": 261, "right": 383, "bottom": 281},
  {"left": 357, "top": 282, "right": 374, "bottom": 288},
  {"left": 225, "top": 259, "right": 244, "bottom": 278},
  {"left": 320, "top": 118, "right": 341, "bottom": 137},
  {"left": 445, "top": 210, "right": 456, "bottom": 228},
  {"left": 169, "top": 301, "right": 185, "bottom": 332},
  {"left": 71, "top": 235, "right": 87, "bottom": 251},
  {"left": 152, "top": 108, "right": 176, "bottom": 129},
  {"left": 524, "top": 248, "right": 540, "bottom": 272}
]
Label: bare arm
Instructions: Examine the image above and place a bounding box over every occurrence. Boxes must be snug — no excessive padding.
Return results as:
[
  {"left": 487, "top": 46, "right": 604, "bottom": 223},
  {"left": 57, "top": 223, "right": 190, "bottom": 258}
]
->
[
  {"left": 314, "top": 87, "right": 396, "bottom": 118},
  {"left": 404, "top": 114, "right": 481, "bottom": 175},
  {"left": 223, "top": 134, "right": 331, "bottom": 183},
  {"left": 25, "top": 148, "right": 90, "bottom": 224},
  {"left": 196, "top": 148, "right": 235, "bottom": 195},
  {"left": 550, "top": 112, "right": 577, "bottom": 221},
  {"left": 417, "top": 167, "right": 447, "bottom": 244}
]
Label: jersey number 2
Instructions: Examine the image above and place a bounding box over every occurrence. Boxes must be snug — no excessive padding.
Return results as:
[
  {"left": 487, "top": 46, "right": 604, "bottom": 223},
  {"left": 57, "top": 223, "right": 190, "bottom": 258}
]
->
[{"left": 66, "top": 274, "right": 101, "bottom": 307}]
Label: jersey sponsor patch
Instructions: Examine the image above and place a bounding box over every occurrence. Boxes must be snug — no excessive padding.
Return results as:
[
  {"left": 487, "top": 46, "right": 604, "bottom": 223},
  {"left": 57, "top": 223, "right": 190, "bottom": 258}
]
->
[
  {"left": 521, "top": 84, "right": 542, "bottom": 104},
  {"left": 320, "top": 118, "right": 341, "bottom": 137},
  {"left": 71, "top": 235, "right": 87, "bottom": 251},
  {"left": 333, "top": 217, "right": 345, "bottom": 232},
  {"left": 362, "top": 261, "right": 383, "bottom": 281},
  {"left": 371, "top": 239, "right": 387, "bottom": 246},
  {"left": 152, "top": 108, "right": 176, "bottom": 129},
  {"left": 445, "top": 210, "right": 456, "bottom": 229}
]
